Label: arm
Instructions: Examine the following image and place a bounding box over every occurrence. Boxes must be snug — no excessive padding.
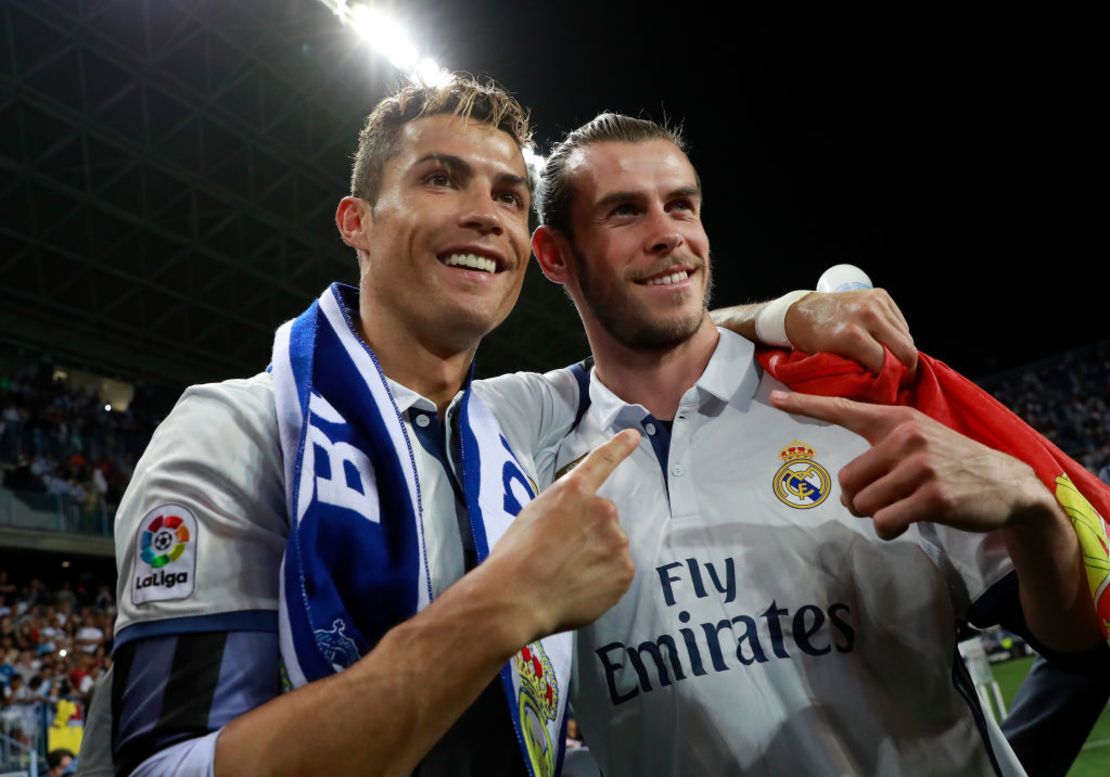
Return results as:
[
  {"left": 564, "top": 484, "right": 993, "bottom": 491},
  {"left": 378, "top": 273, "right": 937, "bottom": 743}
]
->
[
  {"left": 711, "top": 289, "right": 918, "bottom": 372},
  {"left": 214, "top": 430, "right": 638, "bottom": 777},
  {"left": 771, "top": 391, "right": 1101, "bottom": 653}
]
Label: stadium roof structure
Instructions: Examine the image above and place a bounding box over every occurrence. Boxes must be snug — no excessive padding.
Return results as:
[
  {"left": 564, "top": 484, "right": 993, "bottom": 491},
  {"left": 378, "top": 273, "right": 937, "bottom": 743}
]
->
[{"left": 0, "top": 0, "right": 586, "bottom": 390}]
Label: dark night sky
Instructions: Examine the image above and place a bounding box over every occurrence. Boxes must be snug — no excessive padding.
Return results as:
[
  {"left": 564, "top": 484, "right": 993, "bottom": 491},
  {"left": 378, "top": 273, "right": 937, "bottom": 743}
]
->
[{"left": 382, "top": 1, "right": 1103, "bottom": 379}]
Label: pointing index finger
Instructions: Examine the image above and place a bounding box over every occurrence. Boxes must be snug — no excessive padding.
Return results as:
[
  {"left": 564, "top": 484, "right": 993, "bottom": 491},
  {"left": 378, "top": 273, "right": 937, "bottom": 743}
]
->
[
  {"left": 770, "top": 390, "right": 888, "bottom": 443},
  {"left": 571, "top": 429, "right": 640, "bottom": 492}
]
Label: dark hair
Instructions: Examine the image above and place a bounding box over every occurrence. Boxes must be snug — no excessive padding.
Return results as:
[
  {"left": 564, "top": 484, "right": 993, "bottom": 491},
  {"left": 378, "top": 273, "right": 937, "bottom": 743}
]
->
[
  {"left": 47, "top": 749, "right": 76, "bottom": 769},
  {"left": 351, "top": 75, "right": 533, "bottom": 204},
  {"left": 535, "top": 113, "right": 687, "bottom": 236}
]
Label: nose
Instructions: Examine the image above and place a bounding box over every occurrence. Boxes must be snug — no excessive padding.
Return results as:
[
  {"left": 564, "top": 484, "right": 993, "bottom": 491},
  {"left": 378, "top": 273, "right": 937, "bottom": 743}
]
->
[
  {"left": 459, "top": 186, "right": 503, "bottom": 236},
  {"left": 643, "top": 207, "right": 683, "bottom": 254}
]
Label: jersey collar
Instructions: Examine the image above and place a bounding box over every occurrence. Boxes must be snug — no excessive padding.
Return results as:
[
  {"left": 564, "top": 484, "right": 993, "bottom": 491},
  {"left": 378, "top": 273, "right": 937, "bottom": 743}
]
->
[{"left": 588, "top": 328, "right": 762, "bottom": 431}]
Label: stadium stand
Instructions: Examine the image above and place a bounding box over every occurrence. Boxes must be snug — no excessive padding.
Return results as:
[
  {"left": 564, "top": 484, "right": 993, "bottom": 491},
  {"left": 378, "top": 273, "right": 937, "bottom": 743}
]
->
[
  {"left": 1, "top": 360, "right": 162, "bottom": 541},
  {"left": 0, "top": 570, "right": 113, "bottom": 772},
  {"left": 982, "top": 339, "right": 1110, "bottom": 484}
]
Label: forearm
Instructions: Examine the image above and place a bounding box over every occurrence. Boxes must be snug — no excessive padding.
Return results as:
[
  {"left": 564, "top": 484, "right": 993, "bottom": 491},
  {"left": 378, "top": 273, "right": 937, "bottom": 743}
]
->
[
  {"left": 709, "top": 303, "right": 762, "bottom": 341},
  {"left": 711, "top": 293, "right": 808, "bottom": 345},
  {"left": 215, "top": 560, "right": 535, "bottom": 777},
  {"left": 1002, "top": 478, "right": 1101, "bottom": 653}
]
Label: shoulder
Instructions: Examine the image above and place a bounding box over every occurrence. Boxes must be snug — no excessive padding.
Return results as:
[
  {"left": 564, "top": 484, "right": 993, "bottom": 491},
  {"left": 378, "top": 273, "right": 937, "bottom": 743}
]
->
[
  {"left": 171, "top": 371, "right": 277, "bottom": 435},
  {"left": 114, "top": 372, "right": 286, "bottom": 637},
  {"left": 473, "top": 367, "right": 585, "bottom": 472}
]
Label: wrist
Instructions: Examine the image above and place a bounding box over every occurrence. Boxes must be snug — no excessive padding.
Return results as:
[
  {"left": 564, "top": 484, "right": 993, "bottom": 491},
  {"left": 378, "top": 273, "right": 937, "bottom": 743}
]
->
[
  {"left": 1004, "top": 468, "right": 1064, "bottom": 533},
  {"left": 465, "top": 555, "right": 548, "bottom": 648},
  {"left": 755, "top": 290, "right": 812, "bottom": 348}
]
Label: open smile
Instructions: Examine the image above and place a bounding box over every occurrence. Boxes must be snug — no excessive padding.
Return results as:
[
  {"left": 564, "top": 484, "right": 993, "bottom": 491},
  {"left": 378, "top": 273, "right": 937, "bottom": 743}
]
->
[
  {"left": 634, "top": 265, "right": 697, "bottom": 287},
  {"left": 437, "top": 247, "right": 508, "bottom": 275}
]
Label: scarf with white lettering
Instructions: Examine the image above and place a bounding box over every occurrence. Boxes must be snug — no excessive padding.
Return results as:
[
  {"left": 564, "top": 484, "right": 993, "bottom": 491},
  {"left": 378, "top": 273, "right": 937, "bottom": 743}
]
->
[{"left": 272, "top": 284, "right": 570, "bottom": 777}]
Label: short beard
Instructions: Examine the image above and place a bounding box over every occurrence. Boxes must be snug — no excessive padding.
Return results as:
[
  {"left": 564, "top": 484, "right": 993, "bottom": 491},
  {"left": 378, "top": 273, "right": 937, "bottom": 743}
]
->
[{"left": 570, "top": 241, "right": 713, "bottom": 352}]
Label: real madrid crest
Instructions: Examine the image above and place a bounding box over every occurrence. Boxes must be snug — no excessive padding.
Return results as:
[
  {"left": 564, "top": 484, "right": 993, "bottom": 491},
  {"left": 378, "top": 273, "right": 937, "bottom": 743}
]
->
[
  {"left": 514, "top": 641, "right": 559, "bottom": 777},
  {"left": 773, "top": 440, "right": 832, "bottom": 509}
]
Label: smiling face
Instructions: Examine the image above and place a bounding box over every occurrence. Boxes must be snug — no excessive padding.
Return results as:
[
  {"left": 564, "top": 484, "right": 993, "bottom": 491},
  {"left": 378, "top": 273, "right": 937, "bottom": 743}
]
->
[
  {"left": 346, "top": 113, "right": 532, "bottom": 354},
  {"left": 561, "top": 139, "right": 711, "bottom": 351}
]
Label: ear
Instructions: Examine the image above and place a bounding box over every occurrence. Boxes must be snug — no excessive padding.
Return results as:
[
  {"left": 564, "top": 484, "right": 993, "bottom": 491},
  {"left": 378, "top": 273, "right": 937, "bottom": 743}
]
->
[
  {"left": 532, "top": 225, "right": 573, "bottom": 284},
  {"left": 336, "top": 196, "right": 373, "bottom": 251}
]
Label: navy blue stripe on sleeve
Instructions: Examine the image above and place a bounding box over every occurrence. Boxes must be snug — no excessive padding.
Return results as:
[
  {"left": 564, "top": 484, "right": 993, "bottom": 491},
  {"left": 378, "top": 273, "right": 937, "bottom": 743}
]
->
[
  {"left": 208, "top": 631, "right": 282, "bottom": 729},
  {"left": 112, "top": 629, "right": 282, "bottom": 777}
]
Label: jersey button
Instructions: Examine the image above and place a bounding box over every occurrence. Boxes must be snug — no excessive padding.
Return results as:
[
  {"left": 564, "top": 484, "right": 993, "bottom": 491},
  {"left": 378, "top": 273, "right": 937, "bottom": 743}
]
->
[
  {"left": 644, "top": 422, "right": 657, "bottom": 436},
  {"left": 671, "top": 463, "right": 685, "bottom": 477},
  {"left": 414, "top": 413, "right": 431, "bottom": 428}
]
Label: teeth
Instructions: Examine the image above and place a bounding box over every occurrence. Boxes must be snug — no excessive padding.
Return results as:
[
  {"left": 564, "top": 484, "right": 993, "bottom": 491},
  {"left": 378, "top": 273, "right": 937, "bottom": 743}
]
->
[
  {"left": 646, "top": 271, "right": 689, "bottom": 286},
  {"left": 443, "top": 253, "right": 496, "bottom": 273}
]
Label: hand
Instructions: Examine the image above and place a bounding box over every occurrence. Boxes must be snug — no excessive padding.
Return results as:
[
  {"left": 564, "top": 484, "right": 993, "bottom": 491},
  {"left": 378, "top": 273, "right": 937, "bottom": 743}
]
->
[
  {"left": 785, "top": 289, "right": 917, "bottom": 373},
  {"left": 771, "top": 390, "right": 1058, "bottom": 540},
  {"left": 487, "top": 429, "right": 639, "bottom": 639}
]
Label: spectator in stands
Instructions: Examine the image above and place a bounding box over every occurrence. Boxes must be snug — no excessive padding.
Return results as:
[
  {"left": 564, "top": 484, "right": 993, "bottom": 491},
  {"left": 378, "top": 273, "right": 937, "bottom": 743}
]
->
[
  {"left": 47, "top": 747, "right": 76, "bottom": 777},
  {"left": 1, "top": 673, "right": 33, "bottom": 746}
]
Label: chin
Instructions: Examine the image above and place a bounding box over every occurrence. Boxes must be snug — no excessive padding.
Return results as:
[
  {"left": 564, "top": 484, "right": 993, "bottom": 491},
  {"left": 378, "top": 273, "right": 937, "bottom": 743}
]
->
[{"left": 603, "top": 310, "right": 705, "bottom": 352}]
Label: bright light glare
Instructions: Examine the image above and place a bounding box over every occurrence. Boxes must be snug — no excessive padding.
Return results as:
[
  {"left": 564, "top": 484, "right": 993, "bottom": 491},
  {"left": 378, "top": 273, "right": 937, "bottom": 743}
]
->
[
  {"left": 414, "top": 57, "right": 452, "bottom": 88},
  {"left": 349, "top": 5, "right": 418, "bottom": 71},
  {"left": 522, "top": 146, "right": 547, "bottom": 182},
  {"left": 317, "top": 1, "right": 448, "bottom": 85}
]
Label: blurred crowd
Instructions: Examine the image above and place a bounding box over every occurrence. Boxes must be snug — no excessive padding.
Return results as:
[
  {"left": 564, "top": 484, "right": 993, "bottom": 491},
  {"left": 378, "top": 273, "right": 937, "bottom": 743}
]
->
[
  {"left": 0, "top": 362, "right": 158, "bottom": 511},
  {"left": 0, "top": 570, "right": 114, "bottom": 750},
  {"left": 985, "top": 340, "right": 1110, "bottom": 484}
]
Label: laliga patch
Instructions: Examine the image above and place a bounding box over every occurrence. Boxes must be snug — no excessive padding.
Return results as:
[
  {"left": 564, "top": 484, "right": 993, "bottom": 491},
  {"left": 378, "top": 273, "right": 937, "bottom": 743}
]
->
[
  {"left": 131, "top": 504, "right": 198, "bottom": 604},
  {"left": 772, "top": 440, "right": 832, "bottom": 509}
]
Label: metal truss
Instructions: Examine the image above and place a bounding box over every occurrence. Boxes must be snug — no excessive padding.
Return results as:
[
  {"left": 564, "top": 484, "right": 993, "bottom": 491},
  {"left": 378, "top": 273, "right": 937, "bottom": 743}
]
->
[{"left": 0, "top": 0, "right": 586, "bottom": 389}]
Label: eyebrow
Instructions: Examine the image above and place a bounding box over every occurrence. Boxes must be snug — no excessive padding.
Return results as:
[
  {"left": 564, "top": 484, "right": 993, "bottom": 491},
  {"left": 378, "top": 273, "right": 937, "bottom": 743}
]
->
[
  {"left": 594, "top": 185, "right": 702, "bottom": 212},
  {"left": 412, "top": 153, "right": 528, "bottom": 191},
  {"left": 412, "top": 153, "right": 472, "bottom": 175}
]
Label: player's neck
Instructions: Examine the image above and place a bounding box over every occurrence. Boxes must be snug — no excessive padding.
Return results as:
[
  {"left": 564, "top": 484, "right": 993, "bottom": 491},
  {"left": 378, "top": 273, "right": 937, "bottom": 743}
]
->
[
  {"left": 589, "top": 316, "right": 719, "bottom": 422},
  {"left": 357, "top": 305, "right": 475, "bottom": 417}
]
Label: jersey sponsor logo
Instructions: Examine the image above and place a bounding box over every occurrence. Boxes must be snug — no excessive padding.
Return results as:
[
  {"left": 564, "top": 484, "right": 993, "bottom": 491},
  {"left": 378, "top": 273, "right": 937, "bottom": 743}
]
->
[
  {"left": 594, "top": 555, "right": 856, "bottom": 706},
  {"left": 132, "top": 504, "right": 198, "bottom": 605},
  {"left": 515, "top": 642, "right": 558, "bottom": 777},
  {"left": 773, "top": 440, "right": 831, "bottom": 509}
]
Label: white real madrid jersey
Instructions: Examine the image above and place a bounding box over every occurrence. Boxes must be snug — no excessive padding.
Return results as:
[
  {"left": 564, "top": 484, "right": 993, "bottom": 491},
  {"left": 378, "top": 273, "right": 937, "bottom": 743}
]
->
[
  {"left": 554, "top": 330, "right": 1024, "bottom": 777},
  {"left": 114, "top": 368, "right": 578, "bottom": 643},
  {"left": 107, "top": 365, "right": 581, "bottom": 777}
]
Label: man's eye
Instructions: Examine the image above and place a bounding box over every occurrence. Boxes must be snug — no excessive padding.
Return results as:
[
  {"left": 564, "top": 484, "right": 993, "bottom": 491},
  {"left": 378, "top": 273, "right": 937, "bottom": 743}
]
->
[
  {"left": 610, "top": 203, "right": 638, "bottom": 217},
  {"left": 497, "top": 191, "right": 524, "bottom": 207},
  {"left": 425, "top": 171, "right": 451, "bottom": 186},
  {"left": 670, "top": 199, "right": 696, "bottom": 213}
]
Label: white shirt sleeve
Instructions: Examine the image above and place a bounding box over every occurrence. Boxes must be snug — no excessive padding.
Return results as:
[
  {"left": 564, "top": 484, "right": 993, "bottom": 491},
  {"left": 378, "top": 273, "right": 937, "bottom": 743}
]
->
[
  {"left": 915, "top": 522, "right": 1014, "bottom": 617},
  {"left": 114, "top": 372, "right": 288, "bottom": 638},
  {"left": 128, "top": 730, "right": 219, "bottom": 777},
  {"left": 472, "top": 367, "right": 582, "bottom": 485}
]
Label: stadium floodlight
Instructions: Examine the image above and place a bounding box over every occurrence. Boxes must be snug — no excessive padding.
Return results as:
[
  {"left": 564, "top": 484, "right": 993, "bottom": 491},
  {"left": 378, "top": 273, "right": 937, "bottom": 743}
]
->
[
  {"left": 315, "top": 0, "right": 451, "bottom": 87},
  {"left": 314, "top": 0, "right": 546, "bottom": 171}
]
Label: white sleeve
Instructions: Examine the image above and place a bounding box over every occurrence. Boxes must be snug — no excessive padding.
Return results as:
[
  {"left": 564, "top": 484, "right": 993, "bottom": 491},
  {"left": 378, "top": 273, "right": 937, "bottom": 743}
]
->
[
  {"left": 114, "top": 372, "right": 288, "bottom": 640},
  {"left": 128, "top": 730, "right": 218, "bottom": 777},
  {"left": 472, "top": 367, "right": 582, "bottom": 485},
  {"left": 915, "top": 522, "right": 1014, "bottom": 617}
]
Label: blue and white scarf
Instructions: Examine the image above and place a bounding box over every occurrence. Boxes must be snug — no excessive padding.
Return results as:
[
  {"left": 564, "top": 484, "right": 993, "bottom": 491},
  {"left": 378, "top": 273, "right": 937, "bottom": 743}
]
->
[{"left": 271, "top": 284, "right": 570, "bottom": 777}]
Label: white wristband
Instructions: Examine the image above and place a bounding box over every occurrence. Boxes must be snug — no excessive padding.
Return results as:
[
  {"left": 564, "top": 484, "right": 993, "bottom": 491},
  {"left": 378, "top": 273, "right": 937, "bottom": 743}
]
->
[{"left": 754, "top": 289, "right": 813, "bottom": 348}]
